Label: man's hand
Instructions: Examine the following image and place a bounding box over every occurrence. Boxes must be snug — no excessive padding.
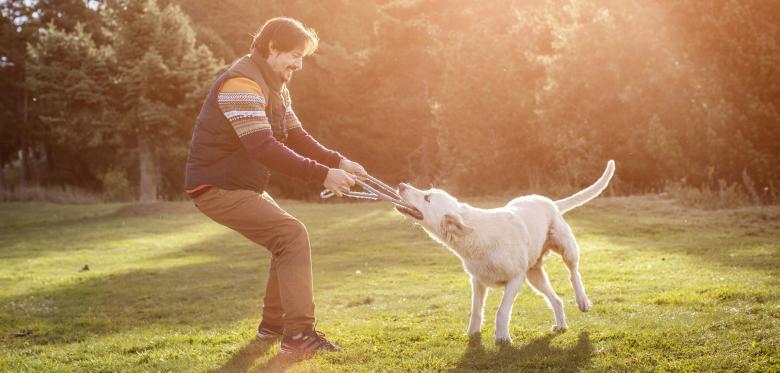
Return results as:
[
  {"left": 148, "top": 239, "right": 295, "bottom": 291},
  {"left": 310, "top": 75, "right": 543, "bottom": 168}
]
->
[
  {"left": 324, "top": 168, "right": 356, "bottom": 196},
  {"left": 339, "top": 159, "right": 368, "bottom": 180}
]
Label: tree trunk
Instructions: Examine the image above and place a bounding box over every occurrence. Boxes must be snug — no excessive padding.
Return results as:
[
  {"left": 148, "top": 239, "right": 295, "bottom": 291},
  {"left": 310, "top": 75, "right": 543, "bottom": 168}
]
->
[
  {"left": 20, "top": 88, "right": 28, "bottom": 188},
  {"left": 19, "top": 146, "right": 31, "bottom": 188},
  {"left": 42, "top": 142, "right": 53, "bottom": 185},
  {"left": 0, "top": 153, "right": 5, "bottom": 195},
  {"left": 137, "top": 135, "right": 158, "bottom": 202}
]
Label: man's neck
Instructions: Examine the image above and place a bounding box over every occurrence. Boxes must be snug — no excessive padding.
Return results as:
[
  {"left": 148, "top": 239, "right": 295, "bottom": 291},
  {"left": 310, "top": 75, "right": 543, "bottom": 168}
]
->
[{"left": 250, "top": 51, "right": 284, "bottom": 93}]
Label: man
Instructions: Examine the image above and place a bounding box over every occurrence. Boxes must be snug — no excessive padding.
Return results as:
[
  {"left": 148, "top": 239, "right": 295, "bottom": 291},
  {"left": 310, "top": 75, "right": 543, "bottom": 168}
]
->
[{"left": 185, "top": 17, "right": 366, "bottom": 354}]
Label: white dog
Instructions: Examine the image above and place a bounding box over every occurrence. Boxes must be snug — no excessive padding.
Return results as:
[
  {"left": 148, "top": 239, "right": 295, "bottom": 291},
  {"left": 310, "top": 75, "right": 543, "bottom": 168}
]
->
[{"left": 395, "top": 161, "right": 615, "bottom": 342}]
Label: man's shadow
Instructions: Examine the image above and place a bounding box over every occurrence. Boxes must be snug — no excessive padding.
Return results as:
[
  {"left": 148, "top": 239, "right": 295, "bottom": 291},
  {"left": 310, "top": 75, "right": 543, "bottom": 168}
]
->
[
  {"left": 451, "top": 330, "right": 594, "bottom": 372},
  {"left": 209, "top": 339, "right": 291, "bottom": 373}
]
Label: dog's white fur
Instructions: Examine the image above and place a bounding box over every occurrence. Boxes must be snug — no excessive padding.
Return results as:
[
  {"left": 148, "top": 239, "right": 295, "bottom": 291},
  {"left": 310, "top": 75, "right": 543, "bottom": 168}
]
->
[{"left": 397, "top": 160, "right": 615, "bottom": 341}]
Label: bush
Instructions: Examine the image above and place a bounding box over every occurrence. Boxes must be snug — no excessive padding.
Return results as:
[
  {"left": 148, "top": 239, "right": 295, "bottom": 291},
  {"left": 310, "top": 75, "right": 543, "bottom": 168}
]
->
[
  {"left": 0, "top": 185, "right": 102, "bottom": 204},
  {"left": 664, "top": 179, "right": 752, "bottom": 210},
  {"left": 99, "top": 169, "right": 134, "bottom": 202}
]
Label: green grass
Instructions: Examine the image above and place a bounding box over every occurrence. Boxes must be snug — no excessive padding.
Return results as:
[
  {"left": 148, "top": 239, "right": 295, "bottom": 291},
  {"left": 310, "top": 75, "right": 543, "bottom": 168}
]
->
[{"left": 1, "top": 196, "right": 779, "bottom": 372}]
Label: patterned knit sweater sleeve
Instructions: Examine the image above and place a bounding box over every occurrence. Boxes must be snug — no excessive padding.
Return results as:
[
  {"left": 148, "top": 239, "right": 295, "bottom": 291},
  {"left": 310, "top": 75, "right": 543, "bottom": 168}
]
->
[
  {"left": 218, "top": 77, "right": 330, "bottom": 183},
  {"left": 281, "top": 89, "right": 344, "bottom": 168}
]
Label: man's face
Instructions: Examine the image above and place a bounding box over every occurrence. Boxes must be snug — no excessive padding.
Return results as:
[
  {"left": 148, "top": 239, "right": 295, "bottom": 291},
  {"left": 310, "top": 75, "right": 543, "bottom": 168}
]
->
[{"left": 266, "top": 45, "right": 305, "bottom": 83}]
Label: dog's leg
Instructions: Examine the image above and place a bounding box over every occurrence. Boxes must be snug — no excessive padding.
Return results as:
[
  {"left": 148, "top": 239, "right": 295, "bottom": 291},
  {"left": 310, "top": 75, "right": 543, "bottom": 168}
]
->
[
  {"left": 527, "top": 266, "right": 567, "bottom": 331},
  {"left": 554, "top": 219, "right": 592, "bottom": 312},
  {"left": 467, "top": 277, "right": 487, "bottom": 335},
  {"left": 495, "top": 275, "right": 525, "bottom": 342}
]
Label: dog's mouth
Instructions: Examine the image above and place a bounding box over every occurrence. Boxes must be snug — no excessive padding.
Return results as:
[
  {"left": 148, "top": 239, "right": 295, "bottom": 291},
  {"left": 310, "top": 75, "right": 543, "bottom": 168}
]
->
[{"left": 395, "top": 205, "right": 423, "bottom": 220}]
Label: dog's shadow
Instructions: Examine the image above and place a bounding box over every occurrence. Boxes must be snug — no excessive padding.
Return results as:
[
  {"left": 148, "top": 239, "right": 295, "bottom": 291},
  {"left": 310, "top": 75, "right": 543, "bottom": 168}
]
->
[
  {"left": 451, "top": 330, "right": 594, "bottom": 372},
  {"left": 209, "top": 339, "right": 300, "bottom": 373}
]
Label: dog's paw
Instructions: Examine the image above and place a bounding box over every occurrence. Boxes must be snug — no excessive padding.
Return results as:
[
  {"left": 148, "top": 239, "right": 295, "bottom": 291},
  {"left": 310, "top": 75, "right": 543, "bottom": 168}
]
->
[
  {"left": 495, "top": 332, "right": 512, "bottom": 344},
  {"left": 552, "top": 324, "right": 568, "bottom": 333},
  {"left": 576, "top": 297, "right": 592, "bottom": 312}
]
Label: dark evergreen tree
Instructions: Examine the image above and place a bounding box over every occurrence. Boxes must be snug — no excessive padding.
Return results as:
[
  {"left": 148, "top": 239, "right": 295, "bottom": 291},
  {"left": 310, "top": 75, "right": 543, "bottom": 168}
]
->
[
  {"left": 26, "top": 23, "right": 117, "bottom": 189},
  {"left": 0, "top": 1, "right": 35, "bottom": 191},
  {"left": 112, "top": 0, "right": 220, "bottom": 201}
]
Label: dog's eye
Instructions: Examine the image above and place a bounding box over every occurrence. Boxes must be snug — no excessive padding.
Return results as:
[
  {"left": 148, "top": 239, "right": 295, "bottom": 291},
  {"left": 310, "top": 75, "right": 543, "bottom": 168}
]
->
[{"left": 424, "top": 194, "right": 431, "bottom": 203}]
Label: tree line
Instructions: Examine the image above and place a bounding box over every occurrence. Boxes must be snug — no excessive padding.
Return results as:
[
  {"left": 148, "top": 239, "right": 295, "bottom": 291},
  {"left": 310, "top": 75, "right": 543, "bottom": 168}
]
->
[{"left": 1, "top": 0, "right": 778, "bottom": 202}]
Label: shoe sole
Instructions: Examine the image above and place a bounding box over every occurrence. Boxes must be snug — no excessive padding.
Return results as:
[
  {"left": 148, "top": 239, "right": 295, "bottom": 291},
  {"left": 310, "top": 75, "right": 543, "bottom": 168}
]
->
[
  {"left": 279, "top": 346, "right": 341, "bottom": 354},
  {"left": 256, "top": 332, "right": 282, "bottom": 341}
]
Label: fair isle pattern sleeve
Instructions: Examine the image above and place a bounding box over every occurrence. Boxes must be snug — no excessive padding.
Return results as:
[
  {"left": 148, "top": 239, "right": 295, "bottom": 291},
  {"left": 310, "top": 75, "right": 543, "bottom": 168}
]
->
[
  {"left": 279, "top": 86, "right": 343, "bottom": 167},
  {"left": 285, "top": 106, "right": 303, "bottom": 130},
  {"left": 218, "top": 78, "right": 271, "bottom": 137},
  {"left": 282, "top": 87, "right": 302, "bottom": 130}
]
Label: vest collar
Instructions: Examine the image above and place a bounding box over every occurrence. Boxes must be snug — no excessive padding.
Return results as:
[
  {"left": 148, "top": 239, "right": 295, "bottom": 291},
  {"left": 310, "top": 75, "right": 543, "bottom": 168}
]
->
[{"left": 250, "top": 51, "right": 284, "bottom": 94}]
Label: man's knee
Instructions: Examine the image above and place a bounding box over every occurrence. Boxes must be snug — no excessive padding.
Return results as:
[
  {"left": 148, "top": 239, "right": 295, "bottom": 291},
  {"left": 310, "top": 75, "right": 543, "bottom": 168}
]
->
[
  {"left": 282, "top": 218, "right": 308, "bottom": 241},
  {"left": 269, "top": 218, "right": 310, "bottom": 254}
]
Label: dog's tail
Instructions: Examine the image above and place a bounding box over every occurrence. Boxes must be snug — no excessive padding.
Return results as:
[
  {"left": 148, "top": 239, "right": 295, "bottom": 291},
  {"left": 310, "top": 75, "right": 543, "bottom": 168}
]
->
[{"left": 555, "top": 160, "right": 615, "bottom": 214}]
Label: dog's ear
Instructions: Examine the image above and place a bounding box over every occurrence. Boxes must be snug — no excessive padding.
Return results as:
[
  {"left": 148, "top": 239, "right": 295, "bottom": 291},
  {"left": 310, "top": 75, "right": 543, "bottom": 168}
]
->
[{"left": 441, "top": 213, "right": 474, "bottom": 240}]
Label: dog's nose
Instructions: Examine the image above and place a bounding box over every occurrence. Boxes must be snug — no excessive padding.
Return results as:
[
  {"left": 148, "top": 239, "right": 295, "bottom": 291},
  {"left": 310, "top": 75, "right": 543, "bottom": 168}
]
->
[{"left": 398, "top": 183, "right": 408, "bottom": 192}]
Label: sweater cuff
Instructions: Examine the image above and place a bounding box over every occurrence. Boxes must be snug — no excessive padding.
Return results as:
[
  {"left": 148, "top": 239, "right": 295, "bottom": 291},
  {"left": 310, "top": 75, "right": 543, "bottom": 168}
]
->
[
  {"left": 312, "top": 163, "right": 330, "bottom": 184},
  {"left": 329, "top": 153, "right": 345, "bottom": 169}
]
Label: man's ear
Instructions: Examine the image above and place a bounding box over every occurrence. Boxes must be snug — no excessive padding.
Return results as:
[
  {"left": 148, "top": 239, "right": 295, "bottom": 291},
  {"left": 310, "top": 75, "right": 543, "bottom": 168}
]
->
[{"left": 441, "top": 213, "right": 474, "bottom": 240}]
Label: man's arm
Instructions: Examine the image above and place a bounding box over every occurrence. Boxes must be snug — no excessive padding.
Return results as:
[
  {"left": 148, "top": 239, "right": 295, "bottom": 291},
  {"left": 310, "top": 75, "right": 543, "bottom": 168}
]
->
[
  {"left": 282, "top": 100, "right": 366, "bottom": 179},
  {"left": 280, "top": 89, "right": 343, "bottom": 168},
  {"left": 287, "top": 126, "right": 367, "bottom": 179},
  {"left": 286, "top": 126, "right": 343, "bottom": 168},
  {"left": 218, "top": 77, "right": 330, "bottom": 183}
]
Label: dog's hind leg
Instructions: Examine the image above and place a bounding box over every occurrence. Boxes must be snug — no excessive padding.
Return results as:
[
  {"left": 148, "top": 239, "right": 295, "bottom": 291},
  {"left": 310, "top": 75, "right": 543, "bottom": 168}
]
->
[
  {"left": 552, "top": 218, "right": 592, "bottom": 312},
  {"left": 467, "top": 276, "right": 487, "bottom": 336},
  {"left": 527, "top": 266, "right": 567, "bottom": 331},
  {"left": 495, "top": 274, "right": 525, "bottom": 342}
]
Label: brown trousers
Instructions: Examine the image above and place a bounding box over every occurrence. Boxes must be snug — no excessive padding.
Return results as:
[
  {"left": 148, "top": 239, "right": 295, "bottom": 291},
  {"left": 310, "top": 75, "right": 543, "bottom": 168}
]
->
[{"left": 193, "top": 187, "right": 314, "bottom": 336}]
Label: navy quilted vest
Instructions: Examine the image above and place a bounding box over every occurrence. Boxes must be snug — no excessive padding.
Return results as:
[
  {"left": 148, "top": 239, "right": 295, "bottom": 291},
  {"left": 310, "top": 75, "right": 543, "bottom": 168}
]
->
[{"left": 184, "top": 54, "right": 277, "bottom": 193}]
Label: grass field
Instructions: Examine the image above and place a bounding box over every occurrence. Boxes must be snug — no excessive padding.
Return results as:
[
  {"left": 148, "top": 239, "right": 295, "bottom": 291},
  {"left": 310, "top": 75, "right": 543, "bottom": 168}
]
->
[{"left": 1, "top": 196, "right": 779, "bottom": 372}]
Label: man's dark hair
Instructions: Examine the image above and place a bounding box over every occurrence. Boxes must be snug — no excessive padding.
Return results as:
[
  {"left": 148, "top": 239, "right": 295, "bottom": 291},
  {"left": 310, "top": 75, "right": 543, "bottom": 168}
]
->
[{"left": 251, "top": 17, "right": 319, "bottom": 57}]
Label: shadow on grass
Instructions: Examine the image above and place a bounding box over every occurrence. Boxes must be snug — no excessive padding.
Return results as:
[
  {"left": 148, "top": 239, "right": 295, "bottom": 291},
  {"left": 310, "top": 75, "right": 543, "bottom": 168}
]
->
[
  {"left": 0, "top": 203, "right": 207, "bottom": 260},
  {"left": 208, "top": 335, "right": 356, "bottom": 373},
  {"left": 570, "top": 201, "right": 780, "bottom": 278},
  {"left": 249, "top": 352, "right": 306, "bottom": 373},
  {"left": 2, "top": 222, "right": 386, "bottom": 346},
  {"left": 594, "top": 230, "right": 780, "bottom": 288},
  {"left": 451, "top": 331, "right": 594, "bottom": 372},
  {"left": 209, "top": 338, "right": 289, "bottom": 373},
  {"left": 1, "top": 200, "right": 422, "bottom": 347},
  {"left": 2, "top": 233, "right": 272, "bottom": 345},
  {"left": 209, "top": 338, "right": 306, "bottom": 373}
]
